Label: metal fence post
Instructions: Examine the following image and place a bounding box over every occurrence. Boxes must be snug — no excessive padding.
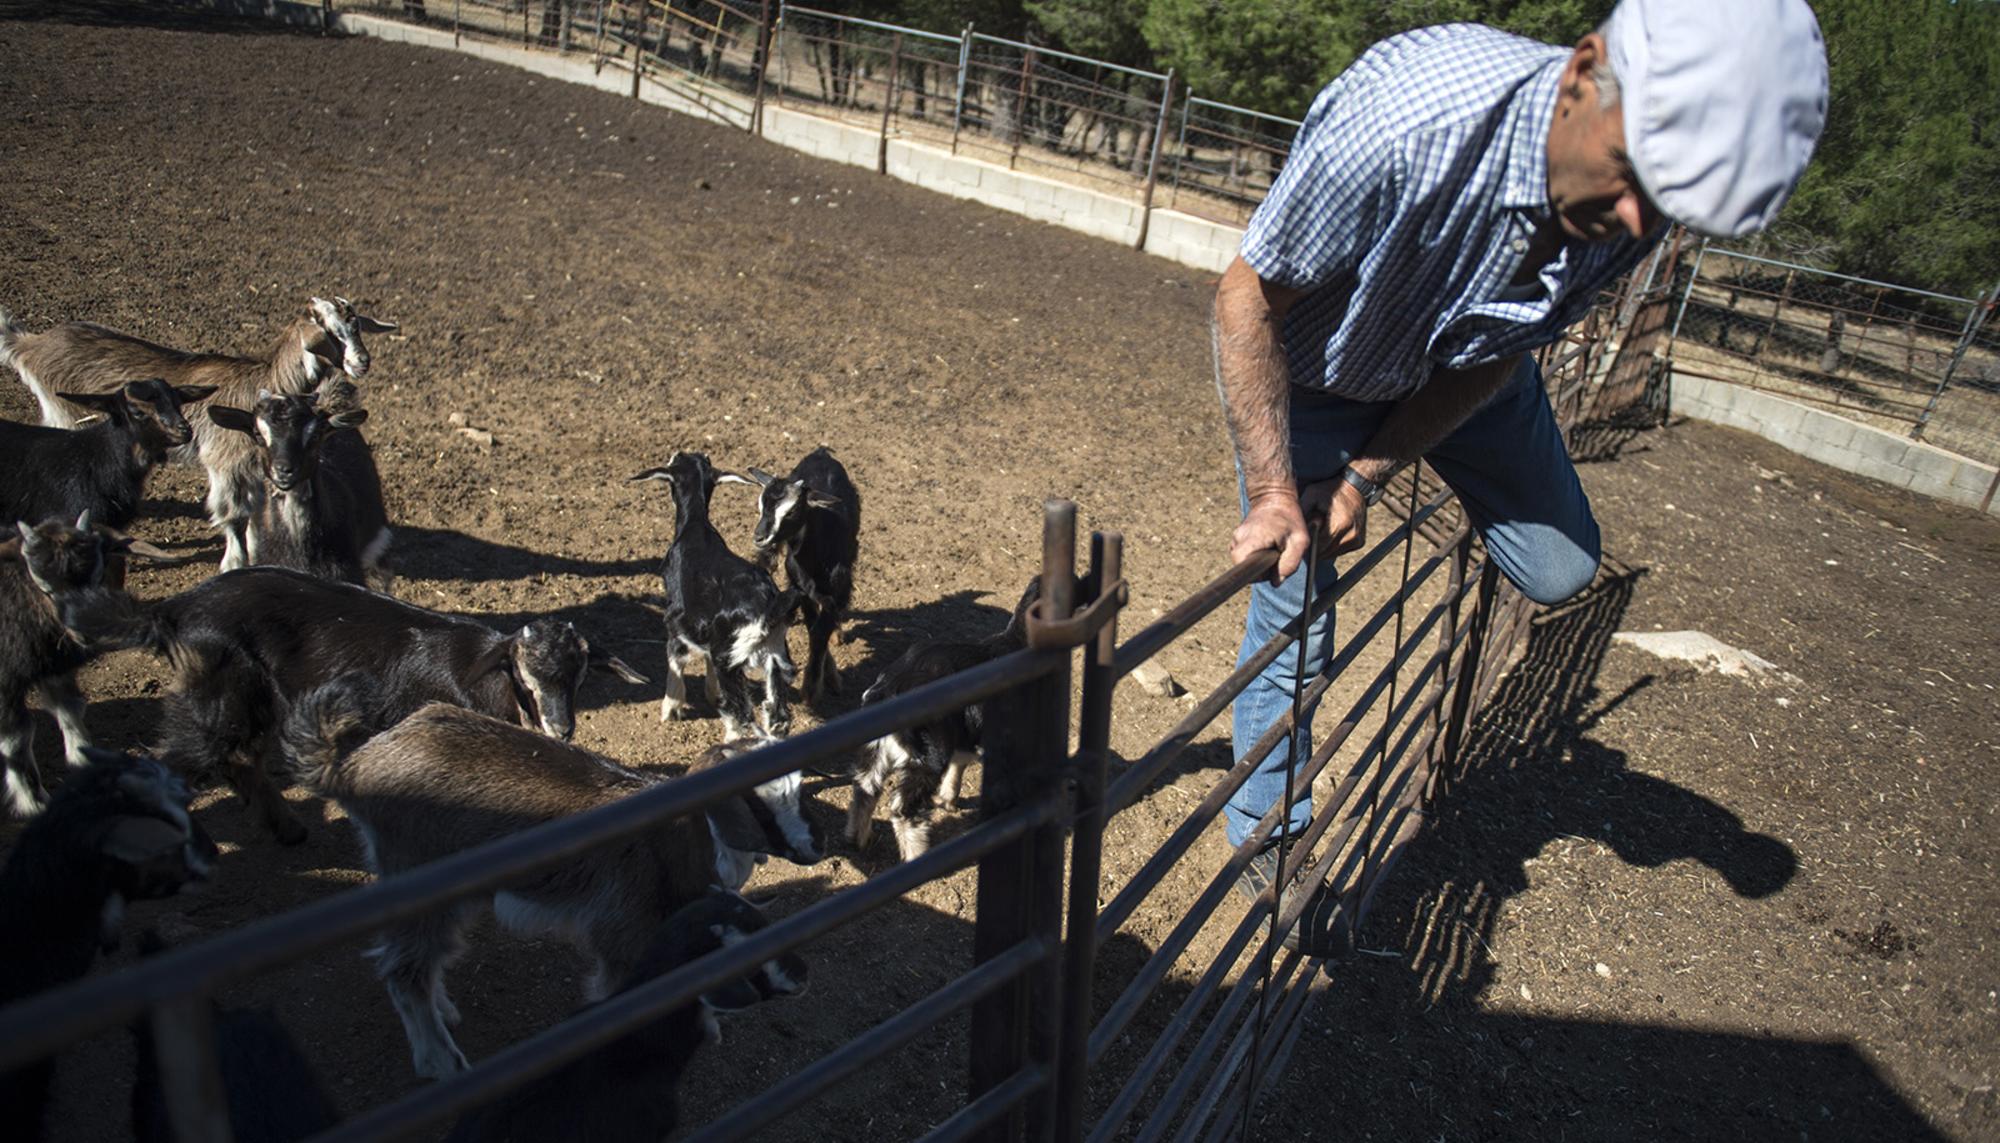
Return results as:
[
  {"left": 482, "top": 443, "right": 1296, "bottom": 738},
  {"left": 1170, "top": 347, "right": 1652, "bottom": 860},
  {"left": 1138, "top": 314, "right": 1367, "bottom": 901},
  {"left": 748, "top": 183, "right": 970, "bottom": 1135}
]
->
[
  {"left": 592, "top": 0, "right": 606, "bottom": 72},
  {"left": 1167, "top": 95, "right": 1192, "bottom": 211},
  {"left": 1132, "top": 69, "right": 1174, "bottom": 253},
  {"left": 631, "top": 0, "right": 647, "bottom": 97},
  {"left": 967, "top": 501, "right": 1076, "bottom": 1143},
  {"left": 1440, "top": 557, "right": 1499, "bottom": 783},
  {"left": 951, "top": 23, "right": 973, "bottom": 155},
  {"left": 1054, "top": 530, "right": 1123, "bottom": 1143},
  {"left": 749, "top": 0, "right": 773, "bottom": 133},
  {"left": 453, "top": 0, "right": 461, "bottom": 46},
  {"left": 1913, "top": 280, "right": 1998, "bottom": 441},
  {"left": 878, "top": 32, "right": 903, "bottom": 174},
  {"left": 1008, "top": 48, "right": 1034, "bottom": 170}
]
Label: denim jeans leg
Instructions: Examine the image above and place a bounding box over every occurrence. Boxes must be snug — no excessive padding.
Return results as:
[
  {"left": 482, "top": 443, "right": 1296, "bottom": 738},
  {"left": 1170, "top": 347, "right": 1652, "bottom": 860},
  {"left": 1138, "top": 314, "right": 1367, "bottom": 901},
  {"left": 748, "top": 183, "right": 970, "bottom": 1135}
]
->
[
  {"left": 1224, "top": 389, "right": 1389, "bottom": 849},
  {"left": 1426, "top": 356, "right": 1602, "bottom": 605}
]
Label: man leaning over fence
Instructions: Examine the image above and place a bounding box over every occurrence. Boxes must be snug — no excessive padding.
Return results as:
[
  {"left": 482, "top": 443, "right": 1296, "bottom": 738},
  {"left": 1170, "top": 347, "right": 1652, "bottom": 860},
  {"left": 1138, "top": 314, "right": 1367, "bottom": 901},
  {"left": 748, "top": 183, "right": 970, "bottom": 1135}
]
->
[{"left": 1213, "top": 0, "right": 1828, "bottom": 953}]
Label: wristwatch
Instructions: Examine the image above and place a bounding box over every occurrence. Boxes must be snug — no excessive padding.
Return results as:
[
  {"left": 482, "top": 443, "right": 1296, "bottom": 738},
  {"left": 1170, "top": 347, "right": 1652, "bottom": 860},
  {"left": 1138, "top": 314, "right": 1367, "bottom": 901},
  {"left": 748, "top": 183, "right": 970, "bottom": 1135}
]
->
[{"left": 1340, "top": 465, "right": 1386, "bottom": 507}]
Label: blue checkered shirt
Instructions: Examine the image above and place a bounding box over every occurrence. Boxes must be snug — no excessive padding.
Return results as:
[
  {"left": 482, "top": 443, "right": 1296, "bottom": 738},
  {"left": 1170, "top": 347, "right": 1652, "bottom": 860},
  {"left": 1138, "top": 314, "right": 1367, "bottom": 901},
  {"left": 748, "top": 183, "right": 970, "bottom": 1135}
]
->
[{"left": 1241, "top": 24, "right": 1658, "bottom": 402}]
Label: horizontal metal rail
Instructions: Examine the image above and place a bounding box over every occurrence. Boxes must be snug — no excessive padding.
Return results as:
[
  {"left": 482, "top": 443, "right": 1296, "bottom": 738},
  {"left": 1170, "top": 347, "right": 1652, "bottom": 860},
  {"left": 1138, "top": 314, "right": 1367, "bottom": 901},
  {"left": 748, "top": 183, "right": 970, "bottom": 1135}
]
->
[
  {"left": 0, "top": 646, "right": 1065, "bottom": 1070},
  {"left": 967, "top": 31, "right": 1167, "bottom": 82},
  {"left": 781, "top": 4, "right": 960, "bottom": 44},
  {"left": 920, "top": 1063, "right": 1050, "bottom": 1143},
  {"left": 1706, "top": 248, "right": 1978, "bottom": 306},
  {"left": 683, "top": 934, "right": 1051, "bottom": 1142},
  {"left": 304, "top": 799, "right": 1058, "bottom": 1143}
]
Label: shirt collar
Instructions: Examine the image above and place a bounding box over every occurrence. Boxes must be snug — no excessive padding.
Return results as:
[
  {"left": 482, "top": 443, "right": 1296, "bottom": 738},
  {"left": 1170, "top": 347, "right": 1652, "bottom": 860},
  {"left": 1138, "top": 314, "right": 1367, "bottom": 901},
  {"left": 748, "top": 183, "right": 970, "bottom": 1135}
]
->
[{"left": 1498, "top": 57, "right": 1566, "bottom": 213}]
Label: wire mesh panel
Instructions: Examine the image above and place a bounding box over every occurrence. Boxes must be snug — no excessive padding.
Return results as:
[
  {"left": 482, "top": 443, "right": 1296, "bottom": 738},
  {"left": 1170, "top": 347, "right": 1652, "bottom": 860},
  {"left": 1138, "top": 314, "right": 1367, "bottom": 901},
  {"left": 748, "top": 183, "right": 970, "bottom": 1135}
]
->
[
  {"left": 1664, "top": 248, "right": 1999, "bottom": 464},
  {"left": 769, "top": 7, "right": 962, "bottom": 138},
  {"left": 1164, "top": 97, "right": 1300, "bottom": 227},
  {"left": 954, "top": 33, "right": 1170, "bottom": 196}
]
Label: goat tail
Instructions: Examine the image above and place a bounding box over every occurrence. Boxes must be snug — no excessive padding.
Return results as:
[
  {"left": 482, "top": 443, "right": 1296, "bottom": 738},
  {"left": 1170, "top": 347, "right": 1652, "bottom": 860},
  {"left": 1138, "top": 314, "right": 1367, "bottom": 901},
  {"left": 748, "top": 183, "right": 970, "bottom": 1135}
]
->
[
  {"left": 281, "top": 672, "right": 385, "bottom": 795},
  {"left": 58, "top": 586, "right": 171, "bottom": 654}
]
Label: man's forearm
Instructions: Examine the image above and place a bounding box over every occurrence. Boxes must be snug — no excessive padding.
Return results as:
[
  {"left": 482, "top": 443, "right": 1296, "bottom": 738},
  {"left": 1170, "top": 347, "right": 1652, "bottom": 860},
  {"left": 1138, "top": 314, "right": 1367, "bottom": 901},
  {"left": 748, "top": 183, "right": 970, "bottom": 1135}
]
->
[
  {"left": 1212, "top": 261, "right": 1300, "bottom": 501},
  {"left": 1344, "top": 355, "right": 1522, "bottom": 485}
]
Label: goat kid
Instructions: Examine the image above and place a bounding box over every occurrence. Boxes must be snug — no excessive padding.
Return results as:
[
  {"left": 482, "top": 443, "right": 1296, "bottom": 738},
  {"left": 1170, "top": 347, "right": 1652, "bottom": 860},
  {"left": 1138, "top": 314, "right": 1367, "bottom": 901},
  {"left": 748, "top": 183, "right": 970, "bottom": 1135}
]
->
[
  {"left": 745, "top": 446, "right": 860, "bottom": 702},
  {"left": 0, "top": 297, "right": 397, "bottom": 572},
  {"left": 0, "top": 751, "right": 216, "bottom": 1141},
  {"left": 632, "top": 451, "right": 800, "bottom": 738},
  {"left": 0, "top": 378, "right": 217, "bottom": 538},
  {"left": 689, "top": 733, "right": 826, "bottom": 891},
  {"left": 282, "top": 682, "right": 820, "bottom": 1079},
  {"left": 441, "top": 889, "right": 807, "bottom": 1143},
  {"left": 207, "top": 385, "right": 392, "bottom": 590},
  {"left": 1, "top": 516, "right": 168, "bottom": 815},
  {"left": 57, "top": 567, "right": 645, "bottom": 844},
  {"left": 850, "top": 578, "right": 1040, "bottom": 861}
]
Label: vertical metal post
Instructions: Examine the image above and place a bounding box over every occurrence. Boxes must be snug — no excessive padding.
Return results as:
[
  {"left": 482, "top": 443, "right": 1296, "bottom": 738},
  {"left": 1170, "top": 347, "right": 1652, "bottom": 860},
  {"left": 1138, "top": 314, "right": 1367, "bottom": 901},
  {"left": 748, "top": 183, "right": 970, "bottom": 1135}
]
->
[
  {"left": 968, "top": 501, "right": 1076, "bottom": 1143},
  {"left": 1008, "top": 48, "right": 1034, "bottom": 170},
  {"left": 1752, "top": 268, "right": 1796, "bottom": 379},
  {"left": 749, "top": 0, "right": 773, "bottom": 134},
  {"left": 1421, "top": 501, "right": 1468, "bottom": 803},
  {"left": 453, "top": 0, "right": 461, "bottom": 46},
  {"left": 631, "top": 0, "right": 647, "bottom": 97},
  {"left": 877, "top": 32, "right": 903, "bottom": 175},
  {"left": 1167, "top": 96, "right": 1192, "bottom": 211},
  {"left": 951, "top": 24, "right": 973, "bottom": 155},
  {"left": 560, "top": 0, "right": 573, "bottom": 52},
  {"left": 592, "top": 0, "right": 606, "bottom": 73},
  {"left": 152, "top": 998, "right": 234, "bottom": 1143},
  {"left": 1133, "top": 69, "right": 1174, "bottom": 253},
  {"left": 1913, "top": 281, "right": 1997, "bottom": 441},
  {"left": 1054, "top": 530, "right": 1123, "bottom": 1143},
  {"left": 523, "top": 0, "right": 530, "bottom": 46},
  {"left": 1440, "top": 557, "right": 1498, "bottom": 783}
]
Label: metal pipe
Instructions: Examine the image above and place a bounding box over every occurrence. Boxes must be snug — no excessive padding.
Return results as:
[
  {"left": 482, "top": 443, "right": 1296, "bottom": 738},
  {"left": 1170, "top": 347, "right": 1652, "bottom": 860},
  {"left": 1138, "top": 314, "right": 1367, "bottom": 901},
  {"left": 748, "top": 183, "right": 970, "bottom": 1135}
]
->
[
  {"left": 877, "top": 31, "right": 902, "bottom": 174},
  {"left": 920, "top": 1064, "right": 1050, "bottom": 1143},
  {"left": 950, "top": 22, "right": 972, "bottom": 154},
  {"left": 1133, "top": 68, "right": 1173, "bottom": 251}
]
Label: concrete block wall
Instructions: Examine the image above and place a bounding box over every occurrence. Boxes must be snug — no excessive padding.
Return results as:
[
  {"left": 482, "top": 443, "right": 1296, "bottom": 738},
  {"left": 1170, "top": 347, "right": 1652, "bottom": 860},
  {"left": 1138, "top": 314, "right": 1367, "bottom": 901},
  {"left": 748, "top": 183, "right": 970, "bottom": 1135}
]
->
[
  {"left": 331, "top": 13, "right": 1243, "bottom": 274},
  {"left": 1670, "top": 370, "right": 2000, "bottom": 517}
]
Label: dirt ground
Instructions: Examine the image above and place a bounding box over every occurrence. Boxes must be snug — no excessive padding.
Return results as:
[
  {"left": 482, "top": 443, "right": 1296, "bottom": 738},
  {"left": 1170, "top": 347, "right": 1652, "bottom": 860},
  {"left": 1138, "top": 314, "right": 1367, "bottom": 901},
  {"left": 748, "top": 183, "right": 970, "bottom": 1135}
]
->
[{"left": 1, "top": 9, "right": 1996, "bottom": 1143}]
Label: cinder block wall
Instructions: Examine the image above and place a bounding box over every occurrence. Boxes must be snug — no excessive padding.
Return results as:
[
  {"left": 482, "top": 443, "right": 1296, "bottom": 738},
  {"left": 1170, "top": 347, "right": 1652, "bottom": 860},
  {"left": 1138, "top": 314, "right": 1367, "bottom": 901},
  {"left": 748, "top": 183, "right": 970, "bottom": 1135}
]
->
[
  {"left": 334, "top": 13, "right": 1243, "bottom": 274},
  {"left": 1669, "top": 371, "right": 2000, "bottom": 517}
]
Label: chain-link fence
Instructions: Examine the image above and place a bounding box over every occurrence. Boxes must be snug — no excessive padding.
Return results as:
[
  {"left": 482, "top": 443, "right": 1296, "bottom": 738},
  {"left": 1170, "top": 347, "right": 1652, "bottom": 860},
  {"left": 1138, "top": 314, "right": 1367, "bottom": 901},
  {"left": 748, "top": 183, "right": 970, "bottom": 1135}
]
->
[{"left": 1665, "top": 245, "right": 2000, "bottom": 466}]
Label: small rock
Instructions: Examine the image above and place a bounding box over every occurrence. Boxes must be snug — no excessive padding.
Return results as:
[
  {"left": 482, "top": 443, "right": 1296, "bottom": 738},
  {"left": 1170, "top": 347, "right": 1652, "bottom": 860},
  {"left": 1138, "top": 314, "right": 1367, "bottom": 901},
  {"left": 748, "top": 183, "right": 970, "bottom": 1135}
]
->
[
  {"left": 1594, "top": 962, "right": 1612, "bottom": 978},
  {"left": 456, "top": 426, "right": 495, "bottom": 449},
  {"left": 693, "top": 177, "right": 712, "bottom": 191},
  {"left": 446, "top": 411, "right": 469, "bottom": 428},
  {"left": 1519, "top": 983, "right": 1533, "bottom": 1002},
  {"left": 1131, "top": 659, "right": 1183, "bottom": 698}
]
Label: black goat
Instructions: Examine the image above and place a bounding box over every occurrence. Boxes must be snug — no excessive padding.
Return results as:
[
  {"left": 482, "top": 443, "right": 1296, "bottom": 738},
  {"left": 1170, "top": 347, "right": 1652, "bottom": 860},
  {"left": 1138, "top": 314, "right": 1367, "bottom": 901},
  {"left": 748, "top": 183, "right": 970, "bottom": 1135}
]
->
[
  {"left": 1, "top": 517, "right": 159, "bottom": 816},
  {"left": 0, "top": 751, "right": 216, "bottom": 1141},
  {"left": 850, "top": 578, "right": 1039, "bottom": 860},
  {"left": 631, "top": 451, "right": 800, "bottom": 738},
  {"left": 207, "top": 384, "right": 391, "bottom": 590},
  {"left": 0, "top": 378, "right": 216, "bottom": 537},
  {"left": 746, "top": 446, "right": 860, "bottom": 701},
  {"left": 442, "top": 889, "right": 808, "bottom": 1143},
  {"left": 57, "top": 567, "right": 645, "bottom": 844}
]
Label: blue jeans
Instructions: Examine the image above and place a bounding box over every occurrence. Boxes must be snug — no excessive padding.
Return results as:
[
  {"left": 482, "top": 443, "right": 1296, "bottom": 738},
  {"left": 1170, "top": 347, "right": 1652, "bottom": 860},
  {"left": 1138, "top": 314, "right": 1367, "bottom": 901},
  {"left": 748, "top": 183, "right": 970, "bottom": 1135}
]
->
[{"left": 1225, "top": 355, "right": 1600, "bottom": 847}]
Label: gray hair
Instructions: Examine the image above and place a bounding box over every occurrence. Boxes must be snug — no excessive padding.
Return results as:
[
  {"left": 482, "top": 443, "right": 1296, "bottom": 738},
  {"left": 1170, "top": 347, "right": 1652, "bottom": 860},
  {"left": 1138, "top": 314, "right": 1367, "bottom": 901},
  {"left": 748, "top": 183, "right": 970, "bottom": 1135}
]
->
[{"left": 1593, "top": 24, "right": 1621, "bottom": 108}]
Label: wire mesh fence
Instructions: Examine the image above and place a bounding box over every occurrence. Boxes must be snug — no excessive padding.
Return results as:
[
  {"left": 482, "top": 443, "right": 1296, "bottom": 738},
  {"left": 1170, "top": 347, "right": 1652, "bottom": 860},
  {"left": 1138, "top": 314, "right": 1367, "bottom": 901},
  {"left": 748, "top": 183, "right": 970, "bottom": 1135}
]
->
[
  {"left": 1163, "top": 97, "right": 1301, "bottom": 228},
  {"left": 1664, "top": 245, "right": 2000, "bottom": 466}
]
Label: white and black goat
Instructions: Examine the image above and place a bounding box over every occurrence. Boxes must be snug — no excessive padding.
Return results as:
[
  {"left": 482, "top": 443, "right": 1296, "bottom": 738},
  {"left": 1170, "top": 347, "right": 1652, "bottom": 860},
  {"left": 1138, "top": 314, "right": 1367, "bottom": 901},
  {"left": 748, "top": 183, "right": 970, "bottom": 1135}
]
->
[
  {"left": 632, "top": 451, "right": 801, "bottom": 738},
  {"left": 207, "top": 384, "right": 392, "bottom": 590},
  {"left": 0, "top": 751, "right": 216, "bottom": 1141},
  {"left": 850, "top": 578, "right": 1039, "bottom": 861},
  {"left": 745, "top": 446, "right": 860, "bottom": 702},
  {"left": 282, "top": 682, "right": 820, "bottom": 1080},
  {"left": 0, "top": 517, "right": 167, "bottom": 816},
  {"left": 0, "top": 297, "right": 397, "bottom": 571},
  {"left": 690, "top": 733, "right": 826, "bottom": 891},
  {"left": 442, "top": 889, "right": 807, "bottom": 1143},
  {"left": 57, "top": 567, "right": 646, "bottom": 845},
  {"left": 0, "top": 378, "right": 216, "bottom": 540}
]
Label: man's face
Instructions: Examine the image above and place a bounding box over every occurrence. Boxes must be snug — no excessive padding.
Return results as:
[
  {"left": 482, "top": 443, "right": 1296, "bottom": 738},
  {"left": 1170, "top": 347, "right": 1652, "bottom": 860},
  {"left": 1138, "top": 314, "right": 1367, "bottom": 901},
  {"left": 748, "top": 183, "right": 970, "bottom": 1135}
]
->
[{"left": 1547, "top": 34, "right": 1664, "bottom": 243}]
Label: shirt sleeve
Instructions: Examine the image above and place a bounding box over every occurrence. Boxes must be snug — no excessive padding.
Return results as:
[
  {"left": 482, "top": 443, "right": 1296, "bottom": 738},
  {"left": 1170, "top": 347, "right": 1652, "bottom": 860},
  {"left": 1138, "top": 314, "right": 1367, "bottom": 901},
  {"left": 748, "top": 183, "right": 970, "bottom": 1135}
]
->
[{"left": 1239, "top": 63, "right": 1400, "bottom": 292}]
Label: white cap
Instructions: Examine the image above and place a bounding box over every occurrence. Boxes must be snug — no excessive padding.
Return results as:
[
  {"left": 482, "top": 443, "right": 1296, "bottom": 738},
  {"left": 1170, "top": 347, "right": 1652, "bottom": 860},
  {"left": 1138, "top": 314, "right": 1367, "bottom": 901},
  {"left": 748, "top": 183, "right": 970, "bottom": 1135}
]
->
[{"left": 1605, "top": 0, "right": 1829, "bottom": 238}]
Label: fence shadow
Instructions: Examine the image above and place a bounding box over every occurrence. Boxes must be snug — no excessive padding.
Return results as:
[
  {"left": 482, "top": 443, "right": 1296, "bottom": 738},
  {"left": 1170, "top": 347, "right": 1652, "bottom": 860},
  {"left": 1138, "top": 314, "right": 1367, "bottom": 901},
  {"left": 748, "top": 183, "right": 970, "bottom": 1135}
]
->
[
  {"left": 392, "top": 525, "right": 657, "bottom": 585},
  {"left": 1251, "top": 566, "right": 1941, "bottom": 1137}
]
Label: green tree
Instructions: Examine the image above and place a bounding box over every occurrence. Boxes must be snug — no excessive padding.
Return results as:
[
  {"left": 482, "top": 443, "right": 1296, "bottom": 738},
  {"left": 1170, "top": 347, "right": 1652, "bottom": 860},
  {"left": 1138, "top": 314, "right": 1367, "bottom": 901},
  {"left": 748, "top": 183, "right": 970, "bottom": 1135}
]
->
[{"left": 1027, "top": 0, "right": 1152, "bottom": 66}]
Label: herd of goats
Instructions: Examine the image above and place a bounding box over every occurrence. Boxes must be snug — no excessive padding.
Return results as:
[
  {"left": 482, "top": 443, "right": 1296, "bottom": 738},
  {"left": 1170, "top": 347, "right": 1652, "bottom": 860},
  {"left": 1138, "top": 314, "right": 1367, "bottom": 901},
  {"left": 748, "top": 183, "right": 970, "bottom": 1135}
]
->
[{"left": 0, "top": 295, "right": 1039, "bottom": 1140}]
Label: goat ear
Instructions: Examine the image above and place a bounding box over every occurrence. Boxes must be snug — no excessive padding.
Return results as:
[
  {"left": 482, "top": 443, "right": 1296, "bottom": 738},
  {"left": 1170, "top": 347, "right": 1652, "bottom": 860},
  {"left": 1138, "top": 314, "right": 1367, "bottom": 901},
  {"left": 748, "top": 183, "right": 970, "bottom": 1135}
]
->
[
  {"left": 594, "top": 653, "right": 650, "bottom": 685},
  {"left": 707, "top": 798, "right": 771, "bottom": 858},
  {"left": 714, "top": 472, "right": 759, "bottom": 488},
  {"left": 805, "top": 490, "right": 843, "bottom": 510},
  {"left": 354, "top": 314, "right": 398, "bottom": 334},
  {"left": 628, "top": 468, "right": 674, "bottom": 485},
  {"left": 326, "top": 408, "right": 369, "bottom": 430},
  {"left": 206, "top": 405, "right": 258, "bottom": 435},
  {"left": 172, "top": 384, "right": 219, "bottom": 406},
  {"left": 99, "top": 815, "right": 189, "bottom": 865},
  {"left": 58, "top": 391, "right": 121, "bottom": 414},
  {"left": 746, "top": 468, "right": 777, "bottom": 487},
  {"left": 464, "top": 637, "right": 516, "bottom": 684}
]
